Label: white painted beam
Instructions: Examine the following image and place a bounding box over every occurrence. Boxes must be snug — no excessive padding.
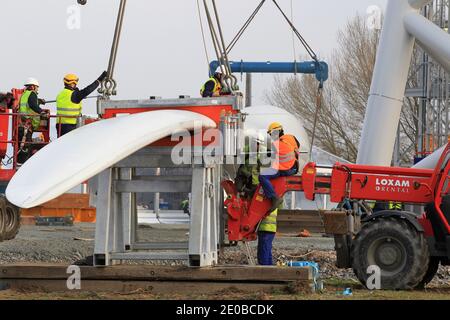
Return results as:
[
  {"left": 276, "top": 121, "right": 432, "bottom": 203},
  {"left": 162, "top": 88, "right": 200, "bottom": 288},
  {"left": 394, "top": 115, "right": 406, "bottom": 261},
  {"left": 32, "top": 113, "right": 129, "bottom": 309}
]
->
[{"left": 404, "top": 12, "right": 450, "bottom": 72}]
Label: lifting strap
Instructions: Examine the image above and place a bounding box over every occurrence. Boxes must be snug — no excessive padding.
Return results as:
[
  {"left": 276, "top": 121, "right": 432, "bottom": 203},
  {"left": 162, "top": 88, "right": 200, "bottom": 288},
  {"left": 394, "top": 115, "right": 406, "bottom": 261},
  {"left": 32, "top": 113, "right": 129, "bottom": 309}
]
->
[
  {"left": 99, "top": 0, "right": 127, "bottom": 98},
  {"left": 226, "top": 0, "right": 267, "bottom": 55},
  {"left": 271, "top": 0, "right": 318, "bottom": 62},
  {"left": 203, "top": 0, "right": 238, "bottom": 93},
  {"left": 309, "top": 86, "right": 323, "bottom": 161}
]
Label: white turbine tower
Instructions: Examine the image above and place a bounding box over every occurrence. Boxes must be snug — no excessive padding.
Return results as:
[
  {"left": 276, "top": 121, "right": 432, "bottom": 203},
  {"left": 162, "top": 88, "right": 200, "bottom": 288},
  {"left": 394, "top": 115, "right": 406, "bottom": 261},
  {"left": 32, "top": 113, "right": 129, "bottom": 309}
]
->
[{"left": 358, "top": 0, "right": 450, "bottom": 166}]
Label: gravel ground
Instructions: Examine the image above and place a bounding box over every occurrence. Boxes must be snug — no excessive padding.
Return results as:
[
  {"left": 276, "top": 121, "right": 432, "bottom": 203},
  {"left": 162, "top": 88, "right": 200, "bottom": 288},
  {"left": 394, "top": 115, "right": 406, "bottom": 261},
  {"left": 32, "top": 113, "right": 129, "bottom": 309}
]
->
[{"left": 0, "top": 223, "right": 449, "bottom": 289}]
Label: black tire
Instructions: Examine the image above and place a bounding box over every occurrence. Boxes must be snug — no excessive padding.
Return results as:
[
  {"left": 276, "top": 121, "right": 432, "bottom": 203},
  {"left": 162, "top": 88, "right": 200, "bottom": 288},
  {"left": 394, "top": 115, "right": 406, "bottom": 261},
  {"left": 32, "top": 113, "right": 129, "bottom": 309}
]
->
[
  {"left": 3, "top": 197, "right": 20, "bottom": 240},
  {"left": 352, "top": 217, "right": 429, "bottom": 290},
  {"left": 415, "top": 257, "right": 440, "bottom": 289},
  {"left": 0, "top": 196, "right": 6, "bottom": 242}
]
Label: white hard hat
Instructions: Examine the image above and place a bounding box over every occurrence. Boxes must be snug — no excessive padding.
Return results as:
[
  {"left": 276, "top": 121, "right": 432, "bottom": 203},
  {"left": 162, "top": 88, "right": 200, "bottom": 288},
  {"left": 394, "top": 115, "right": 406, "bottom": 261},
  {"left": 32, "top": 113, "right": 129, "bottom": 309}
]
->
[
  {"left": 24, "top": 77, "right": 40, "bottom": 87},
  {"left": 215, "top": 65, "right": 227, "bottom": 74}
]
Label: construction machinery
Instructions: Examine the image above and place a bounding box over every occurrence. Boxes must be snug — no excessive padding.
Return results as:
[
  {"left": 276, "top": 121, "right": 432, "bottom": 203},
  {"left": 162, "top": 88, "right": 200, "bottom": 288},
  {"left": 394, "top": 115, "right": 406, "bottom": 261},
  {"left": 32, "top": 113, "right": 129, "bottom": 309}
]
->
[
  {"left": 0, "top": 88, "right": 53, "bottom": 241},
  {"left": 223, "top": 142, "right": 450, "bottom": 289},
  {"left": 0, "top": 87, "right": 89, "bottom": 241},
  {"left": 3, "top": 0, "right": 450, "bottom": 292}
]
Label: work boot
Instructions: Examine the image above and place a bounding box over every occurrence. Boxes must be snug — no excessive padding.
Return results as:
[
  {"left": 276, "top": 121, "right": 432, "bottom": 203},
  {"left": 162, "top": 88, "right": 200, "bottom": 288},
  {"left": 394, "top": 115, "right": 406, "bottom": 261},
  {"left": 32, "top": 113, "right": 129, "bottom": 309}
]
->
[{"left": 268, "top": 196, "right": 283, "bottom": 213}]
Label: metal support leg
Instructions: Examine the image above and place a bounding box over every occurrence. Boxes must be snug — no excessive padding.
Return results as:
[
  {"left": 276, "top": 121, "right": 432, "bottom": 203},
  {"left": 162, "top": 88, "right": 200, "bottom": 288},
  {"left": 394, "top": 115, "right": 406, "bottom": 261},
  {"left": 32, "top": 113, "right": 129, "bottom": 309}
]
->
[
  {"left": 94, "top": 168, "right": 114, "bottom": 266},
  {"left": 119, "top": 168, "right": 133, "bottom": 251},
  {"left": 189, "top": 166, "right": 220, "bottom": 266}
]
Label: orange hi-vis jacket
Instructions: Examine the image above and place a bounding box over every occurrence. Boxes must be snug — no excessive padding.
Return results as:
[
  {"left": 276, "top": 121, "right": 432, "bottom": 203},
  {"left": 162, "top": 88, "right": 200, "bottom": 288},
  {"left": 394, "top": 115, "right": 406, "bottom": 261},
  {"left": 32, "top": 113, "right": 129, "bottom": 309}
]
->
[{"left": 271, "top": 134, "right": 300, "bottom": 171}]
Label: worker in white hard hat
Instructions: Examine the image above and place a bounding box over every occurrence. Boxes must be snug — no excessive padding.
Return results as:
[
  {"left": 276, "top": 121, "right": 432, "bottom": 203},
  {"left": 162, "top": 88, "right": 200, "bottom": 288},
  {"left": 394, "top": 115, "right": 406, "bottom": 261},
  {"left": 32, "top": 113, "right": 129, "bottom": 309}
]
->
[
  {"left": 200, "top": 65, "right": 226, "bottom": 98},
  {"left": 17, "top": 77, "right": 47, "bottom": 165},
  {"left": 56, "top": 71, "right": 107, "bottom": 137}
]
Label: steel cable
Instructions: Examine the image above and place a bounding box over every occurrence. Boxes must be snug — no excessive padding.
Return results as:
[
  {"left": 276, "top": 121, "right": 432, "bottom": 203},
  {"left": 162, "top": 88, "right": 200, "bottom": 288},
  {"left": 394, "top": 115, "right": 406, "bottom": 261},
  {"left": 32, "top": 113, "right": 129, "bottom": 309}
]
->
[
  {"left": 196, "top": 0, "right": 212, "bottom": 73},
  {"left": 226, "top": 0, "right": 266, "bottom": 55},
  {"left": 271, "top": 0, "right": 318, "bottom": 62}
]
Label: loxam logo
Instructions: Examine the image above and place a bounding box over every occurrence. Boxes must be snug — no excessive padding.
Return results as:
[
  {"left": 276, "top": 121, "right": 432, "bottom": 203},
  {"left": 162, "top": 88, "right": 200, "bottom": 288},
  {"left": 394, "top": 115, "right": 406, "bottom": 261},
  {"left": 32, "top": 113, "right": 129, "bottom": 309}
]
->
[
  {"left": 375, "top": 178, "right": 410, "bottom": 193},
  {"left": 376, "top": 178, "right": 410, "bottom": 188}
]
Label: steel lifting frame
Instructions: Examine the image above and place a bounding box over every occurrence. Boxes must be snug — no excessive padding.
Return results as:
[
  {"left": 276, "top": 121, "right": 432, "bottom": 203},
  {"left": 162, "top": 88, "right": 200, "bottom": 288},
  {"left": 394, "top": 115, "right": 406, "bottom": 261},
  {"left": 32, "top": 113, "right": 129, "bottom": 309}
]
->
[
  {"left": 89, "top": 96, "right": 243, "bottom": 267},
  {"left": 209, "top": 60, "right": 329, "bottom": 85}
]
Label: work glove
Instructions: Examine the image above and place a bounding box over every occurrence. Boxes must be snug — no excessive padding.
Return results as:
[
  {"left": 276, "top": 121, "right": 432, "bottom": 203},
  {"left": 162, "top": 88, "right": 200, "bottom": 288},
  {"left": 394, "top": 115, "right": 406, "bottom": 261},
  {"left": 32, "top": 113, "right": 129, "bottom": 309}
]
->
[
  {"left": 98, "top": 71, "right": 108, "bottom": 82},
  {"left": 220, "top": 87, "right": 232, "bottom": 96},
  {"left": 40, "top": 111, "right": 49, "bottom": 119},
  {"left": 38, "top": 98, "right": 46, "bottom": 105}
]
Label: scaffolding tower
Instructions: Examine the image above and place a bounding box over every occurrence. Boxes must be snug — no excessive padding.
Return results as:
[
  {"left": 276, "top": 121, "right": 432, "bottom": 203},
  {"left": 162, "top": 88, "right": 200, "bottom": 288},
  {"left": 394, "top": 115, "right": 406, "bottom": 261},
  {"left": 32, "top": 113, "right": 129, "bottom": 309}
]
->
[{"left": 406, "top": 0, "right": 450, "bottom": 161}]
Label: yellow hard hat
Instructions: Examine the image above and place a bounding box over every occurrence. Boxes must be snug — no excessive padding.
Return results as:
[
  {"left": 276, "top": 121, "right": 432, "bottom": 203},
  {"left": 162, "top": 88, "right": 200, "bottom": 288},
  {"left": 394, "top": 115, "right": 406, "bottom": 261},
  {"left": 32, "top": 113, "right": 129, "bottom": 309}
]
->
[
  {"left": 267, "top": 122, "right": 283, "bottom": 134},
  {"left": 64, "top": 74, "right": 79, "bottom": 86}
]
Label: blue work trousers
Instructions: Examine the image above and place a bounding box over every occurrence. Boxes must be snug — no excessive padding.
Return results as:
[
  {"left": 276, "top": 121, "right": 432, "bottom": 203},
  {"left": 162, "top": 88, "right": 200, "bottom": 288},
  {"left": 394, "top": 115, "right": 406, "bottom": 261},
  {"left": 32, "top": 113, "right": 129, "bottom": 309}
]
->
[
  {"left": 257, "top": 231, "right": 276, "bottom": 265},
  {"left": 259, "top": 167, "right": 297, "bottom": 199}
]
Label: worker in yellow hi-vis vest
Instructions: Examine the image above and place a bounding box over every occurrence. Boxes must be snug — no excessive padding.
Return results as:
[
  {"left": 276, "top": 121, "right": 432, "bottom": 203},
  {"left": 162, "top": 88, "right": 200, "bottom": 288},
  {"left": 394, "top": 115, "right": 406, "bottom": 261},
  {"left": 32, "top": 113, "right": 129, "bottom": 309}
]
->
[
  {"left": 257, "top": 208, "right": 280, "bottom": 265},
  {"left": 17, "top": 78, "right": 47, "bottom": 165},
  {"left": 200, "top": 65, "right": 226, "bottom": 98},
  {"left": 234, "top": 136, "right": 280, "bottom": 265},
  {"left": 56, "top": 71, "right": 107, "bottom": 137}
]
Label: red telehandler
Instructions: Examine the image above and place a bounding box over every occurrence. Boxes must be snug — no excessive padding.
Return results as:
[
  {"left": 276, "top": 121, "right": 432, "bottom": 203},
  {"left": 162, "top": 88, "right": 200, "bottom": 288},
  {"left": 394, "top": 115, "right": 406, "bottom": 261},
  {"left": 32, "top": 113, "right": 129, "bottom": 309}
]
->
[{"left": 223, "top": 143, "right": 450, "bottom": 289}]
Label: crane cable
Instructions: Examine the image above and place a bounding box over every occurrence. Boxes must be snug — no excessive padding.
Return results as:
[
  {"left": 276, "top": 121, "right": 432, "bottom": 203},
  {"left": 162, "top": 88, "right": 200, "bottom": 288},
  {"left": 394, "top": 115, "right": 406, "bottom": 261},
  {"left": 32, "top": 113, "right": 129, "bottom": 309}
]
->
[
  {"left": 211, "top": 0, "right": 233, "bottom": 75},
  {"left": 269, "top": 0, "right": 323, "bottom": 159},
  {"left": 290, "top": 0, "right": 298, "bottom": 74},
  {"left": 202, "top": 0, "right": 238, "bottom": 92},
  {"left": 309, "top": 87, "right": 324, "bottom": 161},
  {"left": 271, "top": 0, "right": 318, "bottom": 62},
  {"left": 226, "top": 0, "right": 267, "bottom": 55},
  {"left": 196, "top": 0, "right": 212, "bottom": 73},
  {"left": 99, "top": 0, "right": 127, "bottom": 98},
  {"left": 203, "top": 1, "right": 227, "bottom": 74}
]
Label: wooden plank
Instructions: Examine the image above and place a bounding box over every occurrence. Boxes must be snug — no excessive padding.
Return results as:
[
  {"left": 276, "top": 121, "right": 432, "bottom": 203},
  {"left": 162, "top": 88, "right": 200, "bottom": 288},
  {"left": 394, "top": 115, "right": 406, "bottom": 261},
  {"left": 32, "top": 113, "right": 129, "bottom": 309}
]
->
[
  {"left": 277, "top": 209, "right": 325, "bottom": 234},
  {"left": 277, "top": 221, "right": 324, "bottom": 227},
  {"left": 277, "top": 215, "right": 323, "bottom": 222},
  {"left": 279, "top": 210, "right": 322, "bottom": 217},
  {"left": 0, "top": 279, "right": 314, "bottom": 294},
  {"left": 0, "top": 265, "right": 312, "bottom": 281},
  {"left": 278, "top": 222, "right": 324, "bottom": 230},
  {"left": 322, "top": 211, "right": 349, "bottom": 235}
]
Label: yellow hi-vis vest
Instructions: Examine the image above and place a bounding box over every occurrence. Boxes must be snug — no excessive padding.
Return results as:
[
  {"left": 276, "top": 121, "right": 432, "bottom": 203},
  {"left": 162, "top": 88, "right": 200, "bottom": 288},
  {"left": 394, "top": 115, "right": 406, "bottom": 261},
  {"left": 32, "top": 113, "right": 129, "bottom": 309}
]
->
[
  {"left": 258, "top": 209, "right": 278, "bottom": 233},
  {"left": 389, "top": 202, "right": 403, "bottom": 211},
  {"left": 19, "top": 90, "right": 40, "bottom": 130},
  {"left": 200, "top": 77, "right": 221, "bottom": 96},
  {"left": 56, "top": 88, "right": 82, "bottom": 125}
]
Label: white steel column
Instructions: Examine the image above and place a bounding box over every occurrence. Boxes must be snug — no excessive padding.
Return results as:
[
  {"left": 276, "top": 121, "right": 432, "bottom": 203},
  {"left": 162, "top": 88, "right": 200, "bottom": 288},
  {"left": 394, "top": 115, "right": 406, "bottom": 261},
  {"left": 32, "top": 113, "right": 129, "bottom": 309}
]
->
[
  {"left": 404, "top": 13, "right": 450, "bottom": 72},
  {"left": 357, "top": 0, "right": 450, "bottom": 166},
  {"left": 357, "top": 0, "right": 433, "bottom": 165}
]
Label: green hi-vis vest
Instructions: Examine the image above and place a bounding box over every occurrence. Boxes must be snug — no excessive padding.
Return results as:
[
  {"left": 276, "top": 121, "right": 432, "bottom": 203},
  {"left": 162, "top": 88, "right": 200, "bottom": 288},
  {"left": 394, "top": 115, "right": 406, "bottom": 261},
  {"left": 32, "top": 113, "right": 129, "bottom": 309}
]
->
[
  {"left": 241, "top": 143, "right": 264, "bottom": 186},
  {"left": 200, "top": 77, "right": 221, "bottom": 96},
  {"left": 258, "top": 209, "right": 278, "bottom": 233},
  {"left": 56, "top": 88, "right": 82, "bottom": 125},
  {"left": 19, "top": 90, "right": 41, "bottom": 130}
]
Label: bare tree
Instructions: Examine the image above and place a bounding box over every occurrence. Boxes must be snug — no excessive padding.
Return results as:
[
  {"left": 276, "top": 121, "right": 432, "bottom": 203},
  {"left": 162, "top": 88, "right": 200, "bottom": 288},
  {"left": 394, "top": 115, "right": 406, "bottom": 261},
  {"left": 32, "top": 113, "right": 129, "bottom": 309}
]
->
[{"left": 268, "top": 15, "right": 420, "bottom": 164}]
